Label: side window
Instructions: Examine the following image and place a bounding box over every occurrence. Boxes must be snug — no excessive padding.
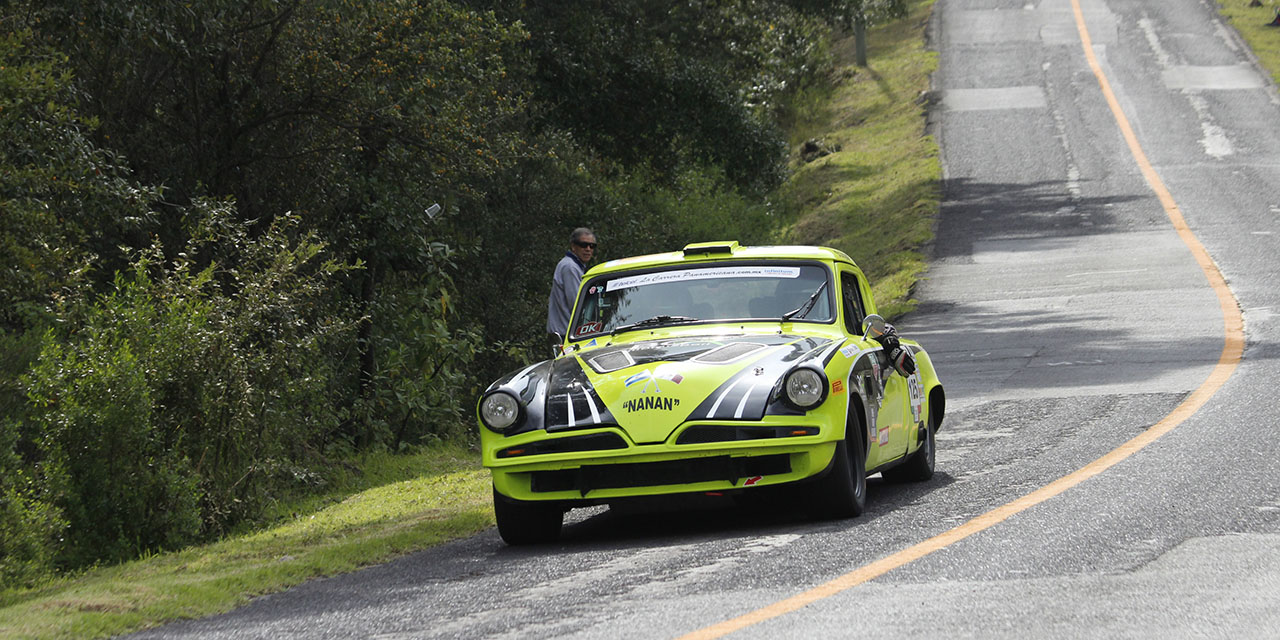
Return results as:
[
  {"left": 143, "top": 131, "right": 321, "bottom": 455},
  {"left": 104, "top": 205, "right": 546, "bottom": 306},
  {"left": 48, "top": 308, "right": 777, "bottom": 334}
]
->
[{"left": 840, "top": 271, "right": 865, "bottom": 334}]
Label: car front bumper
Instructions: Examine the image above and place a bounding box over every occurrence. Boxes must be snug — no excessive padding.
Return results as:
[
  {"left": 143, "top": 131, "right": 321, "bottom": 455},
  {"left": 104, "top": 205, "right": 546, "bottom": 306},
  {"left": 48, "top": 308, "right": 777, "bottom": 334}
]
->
[{"left": 483, "top": 419, "right": 840, "bottom": 503}]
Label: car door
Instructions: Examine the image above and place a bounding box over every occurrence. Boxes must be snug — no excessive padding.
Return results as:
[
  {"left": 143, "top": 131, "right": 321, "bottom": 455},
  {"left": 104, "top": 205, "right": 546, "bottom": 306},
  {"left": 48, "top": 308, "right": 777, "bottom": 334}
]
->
[{"left": 840, "top": 269, "right": 908, "bottom": 467}]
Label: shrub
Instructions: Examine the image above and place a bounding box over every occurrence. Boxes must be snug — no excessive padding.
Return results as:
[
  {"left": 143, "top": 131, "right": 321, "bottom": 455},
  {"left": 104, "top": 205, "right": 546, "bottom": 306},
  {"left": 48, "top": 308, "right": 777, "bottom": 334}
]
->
[
  {"left": 26, "top": 337, "right": 203, "bottom": 566},
  {"left": 22, "top": 206, "right": 355, "bottom": 567},
  {"left": 0, "top": 416, "right": 66, "bottom": 587}
]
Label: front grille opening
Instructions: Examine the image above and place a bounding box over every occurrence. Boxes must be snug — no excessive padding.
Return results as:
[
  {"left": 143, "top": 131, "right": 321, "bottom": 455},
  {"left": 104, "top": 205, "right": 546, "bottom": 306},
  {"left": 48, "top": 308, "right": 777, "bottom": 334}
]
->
[
  {"left": 676, "top": 425, "right": 819, "bottom": 444},
  {"left": 530, "top": 454, "right": 791, "bottom": 495},
  {"left": 497, "top": 432, "right": 628, "bottom": 459}
]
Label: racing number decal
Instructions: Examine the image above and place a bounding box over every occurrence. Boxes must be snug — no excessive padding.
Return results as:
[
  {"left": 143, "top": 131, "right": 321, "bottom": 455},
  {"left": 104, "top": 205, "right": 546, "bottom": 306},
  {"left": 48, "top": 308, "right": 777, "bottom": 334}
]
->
[{"left": 907, "top": 372, "right": 924, "bottom": 424}]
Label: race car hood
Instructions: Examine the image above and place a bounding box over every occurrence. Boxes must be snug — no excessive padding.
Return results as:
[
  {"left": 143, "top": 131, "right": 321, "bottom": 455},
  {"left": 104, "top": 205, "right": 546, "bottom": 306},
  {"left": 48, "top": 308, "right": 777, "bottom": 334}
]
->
[{"left": 486, "top": 334, "right": 839, "bottom": 443}]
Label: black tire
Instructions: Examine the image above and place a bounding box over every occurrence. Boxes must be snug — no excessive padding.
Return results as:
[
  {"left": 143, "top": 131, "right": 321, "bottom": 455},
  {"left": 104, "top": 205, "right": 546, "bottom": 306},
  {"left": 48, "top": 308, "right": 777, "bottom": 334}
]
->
[
  {"left": 806, "top": 425, "right": 867, "bottom": 520},
  {"left": 493, "top": 487, "right": 563, "bottom": 545},
  {"left": 882, "top": 410, "right": 935, "bottom": 484}
]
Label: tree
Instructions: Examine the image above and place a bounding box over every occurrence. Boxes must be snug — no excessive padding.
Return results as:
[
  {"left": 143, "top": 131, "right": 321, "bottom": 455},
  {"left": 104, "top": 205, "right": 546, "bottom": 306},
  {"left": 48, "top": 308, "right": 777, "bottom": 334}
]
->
[
  {"left": 22, "top": 0, "right": 532, "bottom": 444},
  {"left": 785, "top": 0, "right": 907, "bottom": 66}
]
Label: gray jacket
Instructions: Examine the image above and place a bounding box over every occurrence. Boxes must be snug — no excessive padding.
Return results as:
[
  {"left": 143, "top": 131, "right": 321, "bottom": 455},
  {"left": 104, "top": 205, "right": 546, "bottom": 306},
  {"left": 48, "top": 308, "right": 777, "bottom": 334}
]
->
[{"left": 546, "top": 252, "right": 585, "bottom": 334}]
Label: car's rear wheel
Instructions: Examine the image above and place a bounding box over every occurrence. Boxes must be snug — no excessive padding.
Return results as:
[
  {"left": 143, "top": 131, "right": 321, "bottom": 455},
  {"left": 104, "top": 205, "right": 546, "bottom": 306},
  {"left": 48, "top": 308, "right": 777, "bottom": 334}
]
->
[
  {"left": 881, "top": 409, "right": 935, "bottom": 483},
  {"left": 493, "top": 487, "right": 563, "bottom": 545},
  {"left": 807, "top": 417, "right": 866, "bottom": 519}
]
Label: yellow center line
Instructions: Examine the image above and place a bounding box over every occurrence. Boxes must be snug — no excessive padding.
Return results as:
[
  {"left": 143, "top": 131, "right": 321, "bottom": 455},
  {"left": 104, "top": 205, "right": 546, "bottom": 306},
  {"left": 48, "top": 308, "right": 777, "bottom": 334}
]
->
[{"left": 677, "top": 1, "right": 1245, "bottom": 638}]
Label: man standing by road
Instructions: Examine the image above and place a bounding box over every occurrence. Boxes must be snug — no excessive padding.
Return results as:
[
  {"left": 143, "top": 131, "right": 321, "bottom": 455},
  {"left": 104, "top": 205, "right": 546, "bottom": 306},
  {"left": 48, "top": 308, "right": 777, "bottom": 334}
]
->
[{"left": 547, "top": 227, "right": 596, "bottom": 356}]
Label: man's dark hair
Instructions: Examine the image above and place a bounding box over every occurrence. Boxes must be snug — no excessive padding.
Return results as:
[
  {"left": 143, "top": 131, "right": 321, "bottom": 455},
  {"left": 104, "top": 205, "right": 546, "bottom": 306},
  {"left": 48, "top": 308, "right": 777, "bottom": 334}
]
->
[{"left": 570, "top": 227, "right": 594, "bottom": 244}]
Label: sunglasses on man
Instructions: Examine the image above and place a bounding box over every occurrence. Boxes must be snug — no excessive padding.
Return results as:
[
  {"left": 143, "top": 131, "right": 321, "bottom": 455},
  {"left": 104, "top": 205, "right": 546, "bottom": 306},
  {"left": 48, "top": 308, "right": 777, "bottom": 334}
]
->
[{"left": 574, "top": 241, "right": 597, "bottom": 249}]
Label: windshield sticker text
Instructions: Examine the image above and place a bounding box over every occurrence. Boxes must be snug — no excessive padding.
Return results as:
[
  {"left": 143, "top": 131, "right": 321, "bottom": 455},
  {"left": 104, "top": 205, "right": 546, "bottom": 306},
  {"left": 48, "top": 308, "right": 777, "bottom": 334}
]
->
[{"left": 606, "top": 266, "right": 801, "bottom": 292}]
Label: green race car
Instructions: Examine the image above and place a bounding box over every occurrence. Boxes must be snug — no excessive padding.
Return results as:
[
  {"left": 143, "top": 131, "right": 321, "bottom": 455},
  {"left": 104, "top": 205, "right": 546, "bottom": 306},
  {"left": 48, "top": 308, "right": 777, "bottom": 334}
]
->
[{"left": 477, "top": 241, "right": 945, "bottom": 544}]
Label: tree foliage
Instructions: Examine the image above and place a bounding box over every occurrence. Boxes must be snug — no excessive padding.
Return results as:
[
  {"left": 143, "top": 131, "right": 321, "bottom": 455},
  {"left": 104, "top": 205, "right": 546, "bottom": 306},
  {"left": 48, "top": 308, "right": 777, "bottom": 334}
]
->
[{"left": 0, "top": 0, "right": 886, "bottom": 580}]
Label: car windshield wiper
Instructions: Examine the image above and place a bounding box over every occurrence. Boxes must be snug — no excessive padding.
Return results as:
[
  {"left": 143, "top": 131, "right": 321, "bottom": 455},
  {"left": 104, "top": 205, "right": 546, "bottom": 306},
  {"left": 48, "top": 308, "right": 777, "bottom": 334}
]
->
[
  {"left": 781, "top": 281, "right": 828, "bottom": 321},
  {"left": 611, "top": 315, "right": 699, "bottom": 335}
]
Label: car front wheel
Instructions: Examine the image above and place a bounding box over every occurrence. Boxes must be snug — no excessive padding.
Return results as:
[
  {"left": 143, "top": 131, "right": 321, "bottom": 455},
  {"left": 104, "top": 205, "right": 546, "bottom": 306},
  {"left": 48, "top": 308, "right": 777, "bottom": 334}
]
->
[
  {"left": 493, "top": 488, "right": 563, "bottom": 545},
  {"left": 807, "top": 424, "right": 867, "bottom": 519}
]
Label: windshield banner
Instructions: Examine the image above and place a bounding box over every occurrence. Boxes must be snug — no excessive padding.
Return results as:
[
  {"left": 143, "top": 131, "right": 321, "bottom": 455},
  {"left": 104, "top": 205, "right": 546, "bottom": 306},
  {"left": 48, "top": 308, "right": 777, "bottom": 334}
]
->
[{"left": 606, "top": 266, "right": 801, "bottom": 292}]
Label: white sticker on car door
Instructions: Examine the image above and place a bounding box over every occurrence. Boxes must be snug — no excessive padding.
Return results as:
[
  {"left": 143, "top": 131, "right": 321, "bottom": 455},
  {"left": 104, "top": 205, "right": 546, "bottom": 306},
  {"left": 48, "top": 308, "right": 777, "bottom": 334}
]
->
[{"left": 907, "top": 371, "right": 924, "bottom": 424}]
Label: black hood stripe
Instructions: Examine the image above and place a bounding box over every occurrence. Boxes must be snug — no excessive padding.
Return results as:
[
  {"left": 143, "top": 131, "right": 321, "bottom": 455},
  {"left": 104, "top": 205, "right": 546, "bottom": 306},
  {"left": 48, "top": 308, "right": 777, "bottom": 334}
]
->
[
  {"left": 546, "top": 358, "right": 616, "bottom": 432},
  {"left": 687, "top": 337, "right": 834, "bottom": 421}
]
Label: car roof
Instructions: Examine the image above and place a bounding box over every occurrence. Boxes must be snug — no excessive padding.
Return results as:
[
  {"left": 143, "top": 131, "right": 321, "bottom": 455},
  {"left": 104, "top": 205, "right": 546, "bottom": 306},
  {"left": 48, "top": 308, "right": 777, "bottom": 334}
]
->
[{"left": 586, "top": 241, "right": 858, "bottom": 278}]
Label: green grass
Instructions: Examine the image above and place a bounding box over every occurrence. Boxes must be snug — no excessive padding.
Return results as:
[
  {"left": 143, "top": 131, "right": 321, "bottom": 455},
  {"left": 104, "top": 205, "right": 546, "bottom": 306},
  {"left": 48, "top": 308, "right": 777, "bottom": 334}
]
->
[
  {"left": 1219, "top": 1, "right": 1280, "bottom": 84},
  {"left": 0, "top": 446, "right": 492, "bottom": 640},
  {"left": 0, "top": 5, "right": 946, "bottom": 638},
  {"left": 779, "top": 0, "right": 940, "bottom": 319}
]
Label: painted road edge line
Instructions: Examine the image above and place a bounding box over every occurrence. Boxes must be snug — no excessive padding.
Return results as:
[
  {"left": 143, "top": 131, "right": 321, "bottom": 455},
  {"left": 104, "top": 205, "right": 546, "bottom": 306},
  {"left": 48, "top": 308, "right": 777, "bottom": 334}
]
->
[{"left": 677, "top": 2, "right": 1245, "bottom": 638}]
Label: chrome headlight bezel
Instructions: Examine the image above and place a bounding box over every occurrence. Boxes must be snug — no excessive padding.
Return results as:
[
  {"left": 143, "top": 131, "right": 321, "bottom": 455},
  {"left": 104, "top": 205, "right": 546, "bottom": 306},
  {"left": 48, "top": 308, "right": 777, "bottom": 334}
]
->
[
  {"left": 782, "top": 366, "right": 828, "bottom": 410},
  {"left": 478, "top": 390, "right": 524, "bottom": 433}
]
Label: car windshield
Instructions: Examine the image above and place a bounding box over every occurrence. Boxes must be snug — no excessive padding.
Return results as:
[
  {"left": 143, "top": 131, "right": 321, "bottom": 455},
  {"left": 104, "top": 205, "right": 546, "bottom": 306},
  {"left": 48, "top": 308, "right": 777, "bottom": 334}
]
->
[{"left": 571, "top": 262, "right": 834, "bottom": 338}]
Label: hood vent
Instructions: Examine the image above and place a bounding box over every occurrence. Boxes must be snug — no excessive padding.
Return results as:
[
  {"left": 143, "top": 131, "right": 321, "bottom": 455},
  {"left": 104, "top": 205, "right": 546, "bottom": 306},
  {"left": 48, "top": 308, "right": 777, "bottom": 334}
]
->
[
  {"left": 693, "top": 342, "right": 767, "bottom": 364},
  {"left": 587, "top": 350, "right": 635, "bottom": 373}
]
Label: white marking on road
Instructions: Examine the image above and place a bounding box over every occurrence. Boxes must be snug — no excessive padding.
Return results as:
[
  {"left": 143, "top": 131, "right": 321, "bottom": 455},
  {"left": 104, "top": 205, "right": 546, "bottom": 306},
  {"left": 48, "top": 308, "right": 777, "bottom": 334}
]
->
[
  {"left": 1252, "top": 231, "right": 1273, "bottom": 236},
  {"left": 941, "top": 86, "right": 1047, "bottom": 111},
  {"left": 1063, "top": 268, "right": 1148, "bottom": 278},
  {"left": 1045, "top": 360, "right": 1105, "bottom": 367},
  {"left": 516, "top": 545, "right": 699, "bottom": 600},
  {"left": 1138, "top": 17, "right": 1172, "bottom": 69},
  {"left": 1162, "top": 65, "right": 1265, "bottom": 90},
  {"left": 1187, "top": 93, "right": 1234, "bottom": 158},
  {"left": 635, "top": 535, "right": 804, "bottom": 593},
  {"left": 1245, "top": 307, "right": 1272, "bottom": 323}
]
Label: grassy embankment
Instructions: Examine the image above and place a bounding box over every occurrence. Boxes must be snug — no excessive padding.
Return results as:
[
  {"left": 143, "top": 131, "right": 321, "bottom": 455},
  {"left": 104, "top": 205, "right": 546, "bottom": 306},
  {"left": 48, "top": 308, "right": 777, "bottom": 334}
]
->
[
  {"left": 779, "top": 0, "right": 940, "bottom": 319},
  {"left": 0, "top": 3, "right": 940, "bottom": 638},
  {"left": 0, "top": 447, "right": 491, "bottom": 639},
  {"left": 1219, "top": 1, "right": 1280, "bottom": 82}
]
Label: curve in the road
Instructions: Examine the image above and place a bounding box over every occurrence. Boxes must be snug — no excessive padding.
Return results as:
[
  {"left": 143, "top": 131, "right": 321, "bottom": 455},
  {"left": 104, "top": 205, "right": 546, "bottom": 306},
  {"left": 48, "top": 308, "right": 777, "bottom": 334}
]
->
[{"left": 678, "top": 2, "right": 1245, "bottom": 638}]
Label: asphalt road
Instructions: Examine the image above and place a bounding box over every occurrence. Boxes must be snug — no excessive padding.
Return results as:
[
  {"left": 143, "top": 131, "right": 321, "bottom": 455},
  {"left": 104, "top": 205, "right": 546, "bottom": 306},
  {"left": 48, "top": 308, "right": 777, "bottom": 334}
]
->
[{"left": 132, "top": 0, "right": 1280, "bottom": 638}]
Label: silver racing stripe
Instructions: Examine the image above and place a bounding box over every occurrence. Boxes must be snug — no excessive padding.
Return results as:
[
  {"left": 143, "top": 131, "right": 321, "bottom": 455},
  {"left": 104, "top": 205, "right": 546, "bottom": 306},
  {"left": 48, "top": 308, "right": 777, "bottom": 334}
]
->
[
  {"left": 583, "top": 390, "right": 601, "bottom": 424},
  {"left": 510, "top": 361, "right": 543, "bottom": 389},
  {"left": 733, "top": 382, "right": 762, "bottom": 419},
  {"left": 707, "top": 377, "right": 746, "bottom": 418}
]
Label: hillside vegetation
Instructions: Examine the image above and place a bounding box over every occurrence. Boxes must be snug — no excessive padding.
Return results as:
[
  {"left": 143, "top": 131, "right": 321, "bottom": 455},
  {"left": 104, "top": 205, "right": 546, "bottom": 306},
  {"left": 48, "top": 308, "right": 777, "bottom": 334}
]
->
[
  {"left": 0, "top": 0, "right": 937, "bottom": 623},
  {"left": 1219, "top": 1, "right": 1280, "bottom": 84}
]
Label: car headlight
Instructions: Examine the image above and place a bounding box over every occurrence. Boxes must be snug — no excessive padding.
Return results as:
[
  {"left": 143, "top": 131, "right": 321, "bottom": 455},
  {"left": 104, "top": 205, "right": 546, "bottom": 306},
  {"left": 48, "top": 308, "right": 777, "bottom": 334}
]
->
[
  {"left": 783, "top": 367, "right": 827, "bottom": 410},
  {"left": 479, "top": 391, "right": 523, "bottom": 432}
]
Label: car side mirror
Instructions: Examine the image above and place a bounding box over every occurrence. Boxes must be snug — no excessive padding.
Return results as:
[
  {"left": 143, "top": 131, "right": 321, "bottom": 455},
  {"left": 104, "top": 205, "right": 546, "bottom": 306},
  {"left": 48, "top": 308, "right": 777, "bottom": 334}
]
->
[{"left": 862, "top": 314, "right": 886, "bottom": 340}]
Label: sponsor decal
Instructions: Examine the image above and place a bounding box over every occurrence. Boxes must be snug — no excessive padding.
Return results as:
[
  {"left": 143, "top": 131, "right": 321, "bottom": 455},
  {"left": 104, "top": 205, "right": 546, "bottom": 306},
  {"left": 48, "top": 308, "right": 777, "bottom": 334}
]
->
[
  {"left": 832, "top": 379, "right": 844, "bottom": 394},
  {"left": 878, "top": 427, "right": 890, "bottom": 446},
  {"left": 621, "top": 396, "right": 682, "bottom": 412},
  {"left": 580, "top": 321, "right": 603, "bottom": 334},
  {"left": 840, "top": 344, "right": 859, "bottom": 358},
  {"left": 586, "top": 338, "right": 598, "bottom": 347},
  {"left": 744, "top": 475, "right": 763, "bottom": 486},
  {"left": 625, "top": 370, "right": 684, "bottom": 390},
  {"left": 606, "top": 266, "right": 801, "bottom": 292},
  {"left": 907, "top": 372, "right": 924, "bottom": 423}
]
